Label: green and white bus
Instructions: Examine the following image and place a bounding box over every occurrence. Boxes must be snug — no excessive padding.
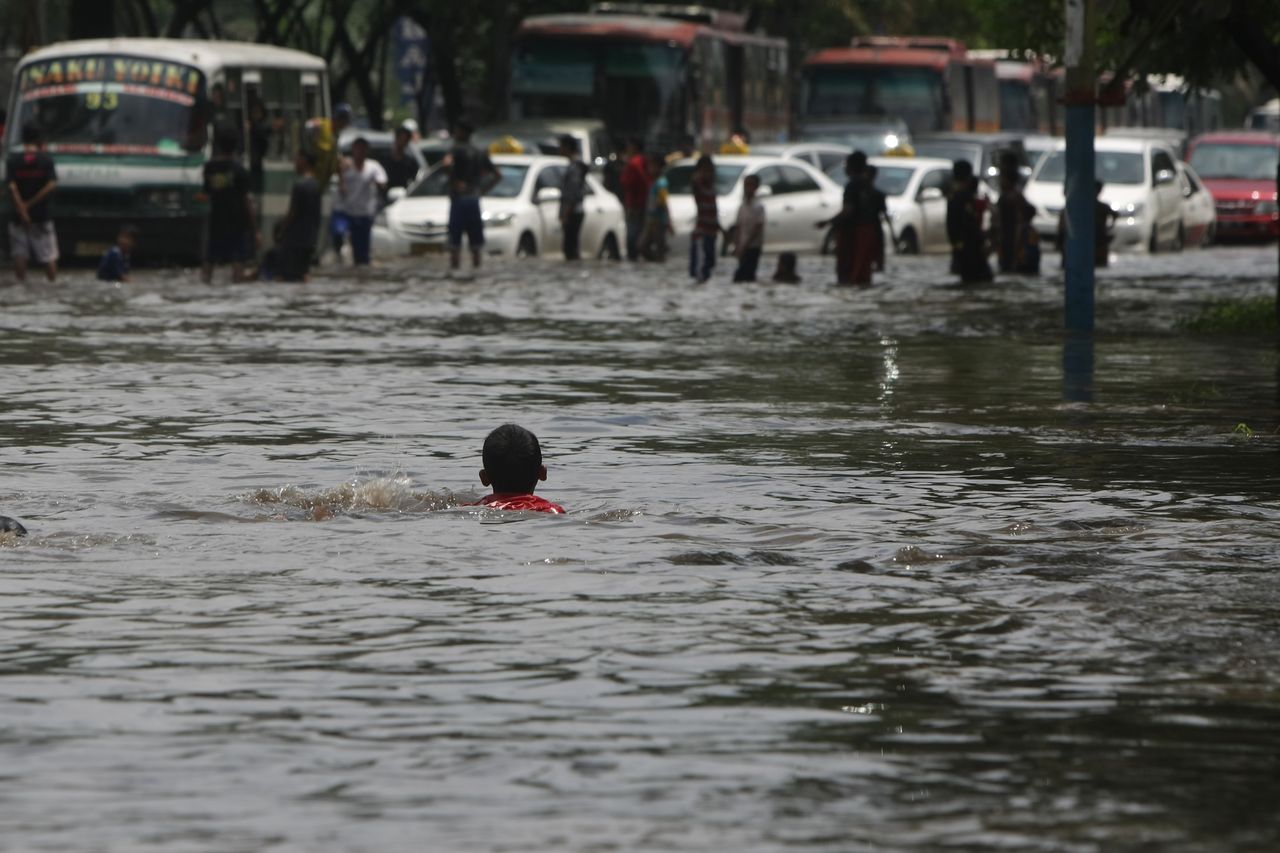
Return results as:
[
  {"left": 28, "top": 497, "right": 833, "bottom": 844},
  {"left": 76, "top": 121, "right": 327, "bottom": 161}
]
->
[{"left": 4, "top": 39, "right": 329, "bottom": 262}]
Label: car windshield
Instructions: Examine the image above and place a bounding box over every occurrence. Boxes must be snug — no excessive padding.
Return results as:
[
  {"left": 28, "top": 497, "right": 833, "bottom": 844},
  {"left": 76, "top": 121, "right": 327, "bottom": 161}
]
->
[
  {"left": 872, "top": 166, "right": 914, "bottom": 196},
  {"left": 1035, "top": 150, "right": 1145, "bottom": 185},
  {"left": 410, "top": 164, "right": 530, "bottom": 199},
  {"left": 1189, "top": 143, "right": 1279, "bottom": 180},
  {"left": 666, "top": 164, "right": 746, "bottom": 196}
]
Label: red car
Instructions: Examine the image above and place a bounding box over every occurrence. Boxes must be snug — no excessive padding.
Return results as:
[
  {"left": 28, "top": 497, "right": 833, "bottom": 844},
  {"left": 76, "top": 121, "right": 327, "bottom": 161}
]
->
[{"left": 1186, "top": 132, "right": 1279, "bottom": 241}]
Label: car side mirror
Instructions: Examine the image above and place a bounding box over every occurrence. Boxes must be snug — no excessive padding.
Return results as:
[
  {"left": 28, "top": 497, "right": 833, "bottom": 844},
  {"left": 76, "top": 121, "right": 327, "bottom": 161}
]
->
[
  {"left": 387, "top": 186, "right": 407, "bottom": 203},
  {"left": 918, "top": 186, "right": 944, "bottom": 202},
  {"left": 754, "top": 184, "right": 773, "bottom": 198},
  {"left": 1155, "top": 169, "right": 1176, "bottom": 186},
  {"left": 535, "top": 187, "right": 562, "bottom": 204}
]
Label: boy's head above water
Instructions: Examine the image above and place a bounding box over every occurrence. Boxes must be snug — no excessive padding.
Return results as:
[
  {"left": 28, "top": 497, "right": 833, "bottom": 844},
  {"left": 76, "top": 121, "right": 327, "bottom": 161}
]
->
[{"left": 479, "top": 424, "right": 547, "bottom": 494}]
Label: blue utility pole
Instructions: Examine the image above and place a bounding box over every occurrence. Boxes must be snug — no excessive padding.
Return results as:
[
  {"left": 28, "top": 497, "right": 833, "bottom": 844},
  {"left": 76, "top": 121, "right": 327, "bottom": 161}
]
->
[{"left": 1063, "top": 0, "right": 1096, "bottom": 334}]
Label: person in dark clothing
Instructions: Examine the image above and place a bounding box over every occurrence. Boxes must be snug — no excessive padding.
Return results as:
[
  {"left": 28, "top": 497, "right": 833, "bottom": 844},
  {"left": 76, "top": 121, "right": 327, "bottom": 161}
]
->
[
  {"left": 7, "top": 122, "right": 59, "bottom": 282},
  {"left": 446, "top": 121, "right": 502, "bottom": 271},
  {"left": 382, "top": 124, "right": 421, "bottom": 193},
  {"left": 276, "top": 151, "right": 323, "bottom": 282},
  {"left": 202, "top": 123, "right": 258, "bottom": 283},
  {"left": 992, "top": 153, "right": 1040, "bottom": 274},
  {"left": 823, "top": 151, "right": 884, "bottom": 285},
  {"left": 689, "top": 154, "right": 719, "bottom": 282},
  {"left": 947, "top": 160, "right": 994, "bottom": 284},
  {"left": 559, "top": 134, "right": 588, "bottom": 261},
  {"left": 247, "top": 96, "right": 272, "bottom": 197},
  {"left": 97, "top": 224, "right": 137, "bottom": 282},
  {"left": 620, "top": 137, "right": 650, "bottom": 261}
]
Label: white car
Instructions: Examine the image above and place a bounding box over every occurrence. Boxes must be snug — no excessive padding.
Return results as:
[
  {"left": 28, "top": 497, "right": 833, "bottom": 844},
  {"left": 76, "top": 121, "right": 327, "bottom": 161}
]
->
[
  {"left": 374, "top": 154, "right": 625, "bottom": 259},
  {"left": 750, "top": 143, "right": 851, "bottom": 175},
  {"left": 1176, "top": 160, "right": 1217, "bottom": 247},
  {"left": 867, "top": 156, "right": 957, "bottom": 254},
  {"left": 1025, "top": 138, "right": 1186, "bottom": 252},
  {"left": 665, "top": 155, "right": 843, "bottom": 254}
]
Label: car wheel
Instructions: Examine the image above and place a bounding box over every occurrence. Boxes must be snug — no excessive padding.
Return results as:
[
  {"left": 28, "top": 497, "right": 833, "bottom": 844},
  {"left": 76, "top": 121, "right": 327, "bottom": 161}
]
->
[
  {"left": 1203, "top": 223, "right": 1216, "bottom": 247},
  {"left": 821, "top": 226, "right": 836, "bottom": 255},
  {"left": 598, "top": 232, "right": 621, "bottom": 261},
  {"left": 1172, "top": 224, "right": 1184, "bottom": 252},
  {"left": 1148, "top": 227, "right": 1159, "bottom": 254},
  {"left": 516, "top": 232, "right": 537, "bottom": 258},
  {"left": 897, "top": 228, "right": 919, "bottom": 255}
]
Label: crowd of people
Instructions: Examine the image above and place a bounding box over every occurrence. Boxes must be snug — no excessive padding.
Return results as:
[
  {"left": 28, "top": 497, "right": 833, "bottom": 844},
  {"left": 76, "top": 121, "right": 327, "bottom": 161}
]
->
[{"left": 4, "top": 107, "right": 1117, "bottom": 287}]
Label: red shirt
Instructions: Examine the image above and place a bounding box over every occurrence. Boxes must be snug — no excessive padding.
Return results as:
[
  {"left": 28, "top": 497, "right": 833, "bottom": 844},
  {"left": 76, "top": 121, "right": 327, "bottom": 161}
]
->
[
  {"left": 620, "top": 153, "right": 650, "bottom": 212},
  {"left": 475, "top": 493, "right": 566, "bottom": 514}
]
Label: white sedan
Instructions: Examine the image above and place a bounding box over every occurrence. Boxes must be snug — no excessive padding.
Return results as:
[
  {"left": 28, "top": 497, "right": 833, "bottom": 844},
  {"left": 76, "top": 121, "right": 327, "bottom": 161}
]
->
[
  {"left": 666, "top": 155, "right": 843, "bottom": 254},
  {"left": 865, "top": 156, "right": 956, "bottom": 254},
  {"left": 374, "top": 154, "right": 625, "bottom": 259}
]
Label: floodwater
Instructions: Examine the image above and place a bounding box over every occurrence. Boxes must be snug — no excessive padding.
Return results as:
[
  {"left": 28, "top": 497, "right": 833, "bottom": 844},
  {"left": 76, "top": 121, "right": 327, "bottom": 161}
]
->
[{"left": 1, "top": 246, "right": 1278, "bottom": 852}]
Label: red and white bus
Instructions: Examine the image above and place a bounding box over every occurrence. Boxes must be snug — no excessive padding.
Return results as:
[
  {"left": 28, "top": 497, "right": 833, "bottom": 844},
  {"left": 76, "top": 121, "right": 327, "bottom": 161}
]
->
[
  {"left": 799, "top": 37, "right": 999, "bottom": 139},
  {"left": 968, "top": 50, "right": 1062, "bottom": 135},
  {"left": 510, "top": 4, "right": 788, "bottom": 152}
]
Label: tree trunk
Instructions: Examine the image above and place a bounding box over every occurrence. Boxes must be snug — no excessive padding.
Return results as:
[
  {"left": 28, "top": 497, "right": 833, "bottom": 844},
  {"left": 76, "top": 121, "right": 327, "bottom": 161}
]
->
[{"left": 1220, "top": 4, "right": 1280, "bottom": 92}]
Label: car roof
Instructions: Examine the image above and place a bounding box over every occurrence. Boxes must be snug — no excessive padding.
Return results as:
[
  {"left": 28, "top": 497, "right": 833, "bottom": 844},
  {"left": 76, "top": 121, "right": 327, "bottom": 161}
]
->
[
  {"left": 917, "top": 132, "right": 1025, "bottom": 145},
  {"left": 752, "top": 142, "right": 850, "bottom": 154},
  {"left": 671, "top": 154, "right": 825, "bottom": 168}
]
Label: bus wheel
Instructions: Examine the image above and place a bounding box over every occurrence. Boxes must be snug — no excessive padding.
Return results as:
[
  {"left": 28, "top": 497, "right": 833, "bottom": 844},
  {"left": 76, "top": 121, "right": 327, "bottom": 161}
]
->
[
  {"left": 598, "top": 232, "right": 621, "bottom": 261},
  {"left": 897, "top": 228, "right": 919, "bottom": 255},
  {"left": 517, "top": 232, "right": 538, "bottom": 258}
]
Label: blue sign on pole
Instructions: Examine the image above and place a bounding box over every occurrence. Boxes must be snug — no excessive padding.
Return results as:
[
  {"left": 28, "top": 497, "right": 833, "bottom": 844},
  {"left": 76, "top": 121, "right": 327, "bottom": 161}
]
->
[{"left": 393, "top": 16, "right": 430, "bottom": 119}]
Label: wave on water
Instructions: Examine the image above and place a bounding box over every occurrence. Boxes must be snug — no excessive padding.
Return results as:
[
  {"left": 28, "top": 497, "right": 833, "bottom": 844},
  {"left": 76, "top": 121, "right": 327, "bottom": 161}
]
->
[{"left": 243, "top": 474, "right": 460, "bottom": 521}]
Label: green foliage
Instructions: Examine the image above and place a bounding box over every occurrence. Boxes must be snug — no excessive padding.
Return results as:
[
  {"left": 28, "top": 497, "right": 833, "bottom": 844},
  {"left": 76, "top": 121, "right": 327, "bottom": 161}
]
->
[{"left": 1178, "top": 297, "right": 1279, "bottom": 336}]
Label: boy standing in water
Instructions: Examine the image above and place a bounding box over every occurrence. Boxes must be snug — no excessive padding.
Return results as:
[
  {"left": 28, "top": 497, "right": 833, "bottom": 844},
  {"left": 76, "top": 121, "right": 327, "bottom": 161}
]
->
[
  {"left": 731, "top": 174, "right": 765, "bottom": 282},
  {"left": 471, "top": 424, "right": 566, "bottom": 514},
  {"left": 7, "top": 123, "right": 59, "bottom": 283},
  {"left": 202, "top": 124, "right": 257, "bottom": 283},
  {"left": 276, "top": 152, "right": 322, "bottom": 282}
]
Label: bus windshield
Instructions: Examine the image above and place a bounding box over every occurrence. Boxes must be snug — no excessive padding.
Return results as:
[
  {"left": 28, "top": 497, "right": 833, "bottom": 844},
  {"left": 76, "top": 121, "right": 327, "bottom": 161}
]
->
[
  {"left": 999, "top": 80, "right": 1035, "bottom": 131},
  {"left": 1189, "top": 143, "right": 1278, "bottom": 180},
  {"left": 511, "top": 37, "right": 685, "bottom": 143},
  {"left": 12, "top": 55, "right": 207, "bottom": 156},
  {"left": 804, "top": 65, "right": 945, "bottom": 131}
]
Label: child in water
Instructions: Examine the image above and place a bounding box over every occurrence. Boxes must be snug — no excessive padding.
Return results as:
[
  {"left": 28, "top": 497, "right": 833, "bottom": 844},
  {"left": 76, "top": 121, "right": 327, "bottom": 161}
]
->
[
  {"left": 0, "top": 515, "right": 27, "bottom": 536},
  {"left": 96, "top": 224, "right": 137, "bottom": 282},
  {"left": 471, "top": 424, "right": 566, "bottom": 514}
]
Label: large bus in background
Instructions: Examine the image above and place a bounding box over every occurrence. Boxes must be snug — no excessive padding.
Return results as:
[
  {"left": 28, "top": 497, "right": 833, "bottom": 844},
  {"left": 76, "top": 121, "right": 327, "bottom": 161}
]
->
[
  {"left": 799, "top": 37, "right": 999, "bottom": 141},
  {"left": 968, "top": 50, "right": 1061, "bottom": 134},
  {"left": 4, "top": 39, "right": 328, "bottom": 262},
  {"left": 510, "top": 4, "right": 789, "bottom": 153}
]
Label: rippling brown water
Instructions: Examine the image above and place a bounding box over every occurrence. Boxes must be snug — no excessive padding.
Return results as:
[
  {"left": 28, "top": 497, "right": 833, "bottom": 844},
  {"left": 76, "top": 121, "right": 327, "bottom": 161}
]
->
[{"left": 1, "top": 247, "right": 1278, "bottom": 851}]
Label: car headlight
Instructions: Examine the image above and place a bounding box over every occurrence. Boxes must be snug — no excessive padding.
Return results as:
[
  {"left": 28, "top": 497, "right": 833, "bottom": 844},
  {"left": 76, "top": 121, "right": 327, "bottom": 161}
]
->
[
  {"left": 1256, "top": 200, "right": 1279, "bottom": 215},
  {"left": 483, "top": 211, "right": 516, "bottom": 227},
  {"left": 1121, "top": 202, "right": 1143, "bottom": 217}
]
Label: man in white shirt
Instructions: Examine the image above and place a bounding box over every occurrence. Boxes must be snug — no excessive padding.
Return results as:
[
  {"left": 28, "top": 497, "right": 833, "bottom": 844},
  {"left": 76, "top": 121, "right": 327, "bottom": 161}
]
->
[
  {"left": 732, "top": 174, "right": 766, "bottom": 282},
  {"left": 335, "top": 136, "right": 388, "bottom": 266}
]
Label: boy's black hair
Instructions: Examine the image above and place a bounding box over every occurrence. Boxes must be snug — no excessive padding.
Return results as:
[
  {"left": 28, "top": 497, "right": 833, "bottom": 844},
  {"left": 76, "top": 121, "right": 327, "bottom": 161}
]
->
[
  {"left": 21, "top": 122, "right": 43, "bottom": 145},
  {"left": 846, "top": 150, "right": 867, "bottom": 173},
  {"left": 213, "top": 122, "right": 239, "bottom": 155},
  {"left": 483, "top": 424, "right": 544, "bottom": 493},
  {"left": 953, "top": 159, "right": 974, "bottom": 180}
]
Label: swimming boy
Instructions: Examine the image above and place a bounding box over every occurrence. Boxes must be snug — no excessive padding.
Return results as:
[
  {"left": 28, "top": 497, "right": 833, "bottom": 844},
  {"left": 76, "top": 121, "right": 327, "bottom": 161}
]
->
[
  {"left": 97, "top": 224, "right": 137, "bottom": 282},
  {"left": 472, "top": 424, "right": 565, "bottom": 514}
]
